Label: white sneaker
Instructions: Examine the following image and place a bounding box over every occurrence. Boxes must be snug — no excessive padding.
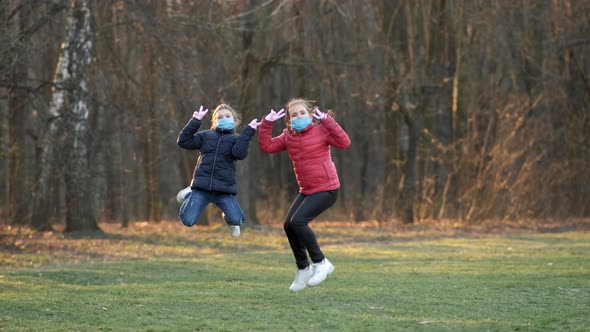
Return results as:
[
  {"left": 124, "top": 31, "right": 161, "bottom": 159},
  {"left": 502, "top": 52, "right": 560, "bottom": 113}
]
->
[
  {"left": 229, "top": 225, "right": 240, "bottom": 238},
  {"left": 307, "top": 258, "right": 335, "bottom": 287},
  {"left": 176, "top": 186, "right": 191, "bottom": 203},
  {"left": 222, "top": 212, "right": 241, "bottom": 238},
  {"left": 289, "top": 266, "right": 314, "bottom": 292}
]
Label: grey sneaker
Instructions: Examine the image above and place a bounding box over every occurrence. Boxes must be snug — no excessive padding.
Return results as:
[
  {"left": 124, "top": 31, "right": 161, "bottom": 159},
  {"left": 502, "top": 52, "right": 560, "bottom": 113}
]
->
[
  {"left": 176, "top": 186, "right": 191, "bottom": 203},
  {"left": 289, "top": 266, "right": 314, "bottom": 292},
  {"left": 307, "top": 258, "right": 334, "bottom": 287}
]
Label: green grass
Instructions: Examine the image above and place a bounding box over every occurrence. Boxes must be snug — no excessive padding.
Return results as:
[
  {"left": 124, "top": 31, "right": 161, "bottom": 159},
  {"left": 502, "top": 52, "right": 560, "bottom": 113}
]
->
[{"left": 1, "top": 222, "right": 589, "bottom": 331}]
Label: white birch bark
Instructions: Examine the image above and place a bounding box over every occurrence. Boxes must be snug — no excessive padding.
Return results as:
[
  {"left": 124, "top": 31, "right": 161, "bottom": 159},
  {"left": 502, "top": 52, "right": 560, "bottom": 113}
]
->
[
  {"left": 33, "top": 0, "right": 98, "bottom": 232},
  {"left": 63, "top": 0, "right": 98, "bottom": 232},
  {"left": 32, "top": 1, "right": 72, "bottom": 230}
]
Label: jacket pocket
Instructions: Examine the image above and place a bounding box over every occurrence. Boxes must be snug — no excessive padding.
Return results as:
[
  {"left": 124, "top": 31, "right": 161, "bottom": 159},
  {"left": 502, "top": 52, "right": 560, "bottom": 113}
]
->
[{"left": 321, "top": 160, "right": 335, "bottom": 180}]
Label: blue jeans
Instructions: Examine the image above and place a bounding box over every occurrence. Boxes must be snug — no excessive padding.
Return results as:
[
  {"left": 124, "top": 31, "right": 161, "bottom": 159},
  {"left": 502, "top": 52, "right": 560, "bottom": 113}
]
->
[{"left": 179, "top": 189, "right": 246, "bottom": 227}]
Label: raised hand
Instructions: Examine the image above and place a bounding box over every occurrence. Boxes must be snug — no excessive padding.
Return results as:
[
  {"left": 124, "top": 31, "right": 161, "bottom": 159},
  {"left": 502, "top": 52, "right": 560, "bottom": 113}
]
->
[
  {"left": 313, "top": 108, "right": 328, "bottom": 120},
  {"left": 265, "top": 108, "right": 286, "bottom": 122},
  {"left": 192, "top": 105, "right": 209, "bottom": 120},
  {"left": 248, "top": 119, "right": 262, "bottom": 130}
]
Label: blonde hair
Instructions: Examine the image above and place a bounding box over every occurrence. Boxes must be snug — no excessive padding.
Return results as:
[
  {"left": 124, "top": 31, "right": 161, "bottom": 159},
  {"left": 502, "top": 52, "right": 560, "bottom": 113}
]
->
[
  {"left": 285, "top": 98, "right": 315, "bottom": 134},
  {"left": 211, "top": 104, "right": 241, "bottom": 129}
]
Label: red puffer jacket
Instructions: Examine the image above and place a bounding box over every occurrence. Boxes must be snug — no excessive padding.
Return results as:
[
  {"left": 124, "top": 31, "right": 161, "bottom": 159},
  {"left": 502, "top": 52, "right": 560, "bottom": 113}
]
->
[{"left": 258, "top": 117, "right": 351, "bottom": 195}]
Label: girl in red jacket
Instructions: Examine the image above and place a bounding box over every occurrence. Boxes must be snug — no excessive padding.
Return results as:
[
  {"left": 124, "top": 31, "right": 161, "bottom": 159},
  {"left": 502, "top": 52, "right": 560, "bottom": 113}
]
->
[{"left": 258, "top": 98, "right": 351, "bottom": 292}]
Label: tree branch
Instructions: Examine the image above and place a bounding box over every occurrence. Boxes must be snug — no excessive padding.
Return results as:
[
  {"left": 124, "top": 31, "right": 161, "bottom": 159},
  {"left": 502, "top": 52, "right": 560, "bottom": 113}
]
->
[{"left": 557, "top": 37, "right": 590, "bottom": 51}]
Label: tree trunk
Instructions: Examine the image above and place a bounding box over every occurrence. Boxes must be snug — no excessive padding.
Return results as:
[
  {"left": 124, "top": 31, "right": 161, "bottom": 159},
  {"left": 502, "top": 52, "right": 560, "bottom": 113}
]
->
[
  {"left": 236, "top": 0, "right": 262, "bottom": 225},
  {"left": 138, "top": 33, "right": 161, "bottom": 223},
  {"left": 400, "top": 104, "right": 421, "bottom": 224},
  {"left": 7, "top": 6, "right": 28, "bottom": 225},
  {"left": 398, "top": 1, "right": 426, "bottom": 224},
  {"left": 62, "top": 0, "right": 99, "bottom": 233},
  {"left": 31, "top": 62, "right": 65, "bottom": 230},
  {"left": 380, "top": 98, "right": 400, "bottom": 222}
]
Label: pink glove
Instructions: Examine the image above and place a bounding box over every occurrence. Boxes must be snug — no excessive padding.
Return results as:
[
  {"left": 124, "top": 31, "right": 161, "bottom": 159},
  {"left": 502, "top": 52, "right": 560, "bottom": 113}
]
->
[
  {"left": 313, "top": 108, "right": 328, "bottom": 120},
  {"left": 248, "top": 119, "right": 262, "bottom": 130},
  {"left": 264, "top": 108, "right": 286, "bottom": 122},
  {"left": 192, "top": 105, "right": 209, "bottom": 120}
]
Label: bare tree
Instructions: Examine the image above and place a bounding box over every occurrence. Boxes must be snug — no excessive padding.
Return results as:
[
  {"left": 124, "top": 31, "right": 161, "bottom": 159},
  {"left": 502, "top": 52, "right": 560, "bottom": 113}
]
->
[
  {"left": 3, "top": 0, "right": 590, "bottom": 231},
  {"left": 7, "top": 3, "right": 29, "bottom": 225},
  {"left": 33, "top": 0, "right": 99, "bottom": 233}
]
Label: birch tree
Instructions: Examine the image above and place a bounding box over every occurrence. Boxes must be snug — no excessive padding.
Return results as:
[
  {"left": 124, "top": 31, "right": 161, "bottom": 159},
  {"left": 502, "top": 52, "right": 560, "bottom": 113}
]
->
[{"left": 32, "top": 0, "right": 99, "bottom": 233}]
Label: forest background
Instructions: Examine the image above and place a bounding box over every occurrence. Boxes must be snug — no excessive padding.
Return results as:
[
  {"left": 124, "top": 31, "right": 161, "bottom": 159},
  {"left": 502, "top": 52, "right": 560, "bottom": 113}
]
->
[{"left": 1, "top": 0, "right": 589, "bottom": 233}]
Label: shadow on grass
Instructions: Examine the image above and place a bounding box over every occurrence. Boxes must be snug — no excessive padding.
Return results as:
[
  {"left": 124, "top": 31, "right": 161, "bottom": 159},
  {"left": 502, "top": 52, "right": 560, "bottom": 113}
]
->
[
  {"left": 11, "top": 260, "right": 230, "bottom": 286},
  {"left": 2, "top": 220, "right": 589, "bottom": 271}
]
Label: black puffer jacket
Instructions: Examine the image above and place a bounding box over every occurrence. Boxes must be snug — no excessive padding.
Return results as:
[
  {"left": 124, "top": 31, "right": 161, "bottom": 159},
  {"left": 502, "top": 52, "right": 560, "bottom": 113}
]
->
[{"left": 177, "top": 118, "right": 256, "bottom": 194}]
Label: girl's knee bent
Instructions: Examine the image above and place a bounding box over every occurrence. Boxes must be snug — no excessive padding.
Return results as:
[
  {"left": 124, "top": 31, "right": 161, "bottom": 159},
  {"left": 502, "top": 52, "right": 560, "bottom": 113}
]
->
[
  {"left": 288, "top": 214, "right": 309, "bottom": 226},
  {"left": 224, "top": 214, "right": 244, "bottom": 226},
  {"left": 284, "top": 218, "right": 303, "bottom": 232},
  {"left": 180, "top": 213, "right": 196, "bottom": 227}
]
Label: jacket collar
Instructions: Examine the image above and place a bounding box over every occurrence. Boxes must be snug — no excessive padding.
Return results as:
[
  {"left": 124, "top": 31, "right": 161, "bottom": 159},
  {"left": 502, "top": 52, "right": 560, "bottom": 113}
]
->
[{"left": 215, "top": 127, "right": 235, "bottom": 134}]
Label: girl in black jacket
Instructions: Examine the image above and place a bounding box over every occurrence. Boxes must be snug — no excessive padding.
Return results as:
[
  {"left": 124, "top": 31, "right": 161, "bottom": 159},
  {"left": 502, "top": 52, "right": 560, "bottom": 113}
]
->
[{"left": 177, "top": 104, "right": 261, "bottom": 237}]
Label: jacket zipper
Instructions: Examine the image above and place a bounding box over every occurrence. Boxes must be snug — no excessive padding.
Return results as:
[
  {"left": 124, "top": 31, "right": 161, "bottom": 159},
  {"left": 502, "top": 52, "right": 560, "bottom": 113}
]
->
[{"left": 209, "top": 134, "right": 223, "bottom": 190}]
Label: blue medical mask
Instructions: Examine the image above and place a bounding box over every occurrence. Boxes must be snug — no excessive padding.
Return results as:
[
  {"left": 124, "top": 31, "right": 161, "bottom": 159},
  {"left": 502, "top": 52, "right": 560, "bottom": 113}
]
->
[
  {"left": 217, "top": 117, "right": 235, "bottom": 130},
  {"left": 291, "top": 117, "right": 312, "bottom": 132}
]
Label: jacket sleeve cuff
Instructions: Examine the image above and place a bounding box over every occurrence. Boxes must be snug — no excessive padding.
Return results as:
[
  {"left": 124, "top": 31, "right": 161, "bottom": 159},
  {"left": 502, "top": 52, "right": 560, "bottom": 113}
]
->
[
  {"left": 240, "top": 125, "right": 256, "bottom": 138},
  {"left": 189, "top": 117, "right": 201, "bottom": 126}
]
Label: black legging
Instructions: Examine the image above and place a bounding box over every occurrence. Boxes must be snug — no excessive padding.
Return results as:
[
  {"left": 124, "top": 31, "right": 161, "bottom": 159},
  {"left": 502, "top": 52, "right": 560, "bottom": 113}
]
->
[{"left": 283, "top": 189, "right": 338, "bottom": 269}]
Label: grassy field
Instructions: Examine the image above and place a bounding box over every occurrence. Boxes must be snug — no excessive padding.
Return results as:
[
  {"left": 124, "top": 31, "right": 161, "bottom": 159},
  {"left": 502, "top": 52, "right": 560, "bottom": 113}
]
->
[{"left": 1, "top": 220, "right": 589, "bottom": 331}]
